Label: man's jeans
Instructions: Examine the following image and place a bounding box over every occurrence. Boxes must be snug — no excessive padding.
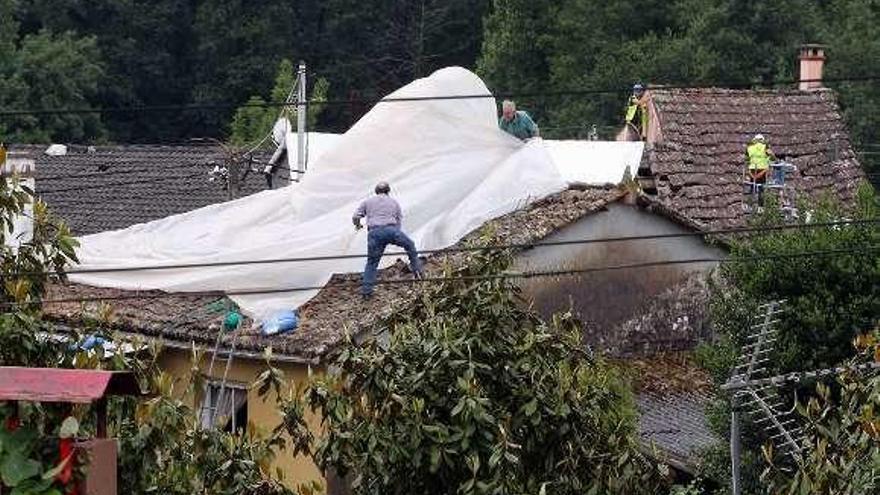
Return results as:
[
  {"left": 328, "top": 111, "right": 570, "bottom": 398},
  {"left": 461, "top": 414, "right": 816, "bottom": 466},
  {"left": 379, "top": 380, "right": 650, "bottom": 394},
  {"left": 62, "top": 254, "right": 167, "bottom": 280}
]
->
[{"left": 362, "top": 225, "right": 422, "bottom": 295}]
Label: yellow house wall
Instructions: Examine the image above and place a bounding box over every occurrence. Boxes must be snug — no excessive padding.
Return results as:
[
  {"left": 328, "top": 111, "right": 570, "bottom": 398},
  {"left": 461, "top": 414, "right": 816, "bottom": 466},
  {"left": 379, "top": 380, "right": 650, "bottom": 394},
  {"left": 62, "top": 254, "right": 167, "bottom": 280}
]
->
[{"left": 156, "top": 347, "right": 324, "bottom": 491}]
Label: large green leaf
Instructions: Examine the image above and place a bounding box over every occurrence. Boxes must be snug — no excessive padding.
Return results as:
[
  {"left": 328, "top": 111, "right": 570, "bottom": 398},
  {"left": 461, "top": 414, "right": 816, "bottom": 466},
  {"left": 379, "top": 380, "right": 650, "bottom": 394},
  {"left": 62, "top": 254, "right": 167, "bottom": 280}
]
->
[{"left": 1, "top": 454, "right": 41, "bottom": 487}]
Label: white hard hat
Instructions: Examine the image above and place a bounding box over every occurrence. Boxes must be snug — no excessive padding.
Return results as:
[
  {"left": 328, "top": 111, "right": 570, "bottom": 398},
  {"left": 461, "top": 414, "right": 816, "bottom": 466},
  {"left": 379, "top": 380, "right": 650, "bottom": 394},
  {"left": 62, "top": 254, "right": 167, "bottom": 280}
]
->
[{"left": 754, "top": 133, "right": 765, "bottom": 141}]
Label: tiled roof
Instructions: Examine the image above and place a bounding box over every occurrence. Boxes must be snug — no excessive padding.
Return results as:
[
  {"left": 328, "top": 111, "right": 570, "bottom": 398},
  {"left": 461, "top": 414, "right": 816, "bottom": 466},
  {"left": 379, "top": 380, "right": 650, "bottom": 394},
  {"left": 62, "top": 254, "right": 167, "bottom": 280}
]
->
[
  {"left": 29, "top": 143, "right": 725, "bottom": 470},
  {"left": 625, "top": 353, "right": 718, "bottom": 471},
  {"left": 638, "top": 390, "right": 717, "bottom": 471},
  {"left": 20, "top": 144, "right": 270, "bottom": 236},
  {"left": 644, "top": 88, "right": 866, "bottom": 229},
  {"left": 44, "top": 185, "right": 627, "bottom": 360}
]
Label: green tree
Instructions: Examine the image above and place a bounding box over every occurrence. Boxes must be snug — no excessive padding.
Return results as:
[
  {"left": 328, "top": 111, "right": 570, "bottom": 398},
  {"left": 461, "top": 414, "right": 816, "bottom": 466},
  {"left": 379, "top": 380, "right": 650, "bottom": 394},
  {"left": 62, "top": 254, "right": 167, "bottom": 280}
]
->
[
  {"left": 282, "top": 247, "right": 667, "bottom": 494},
  {"left": 0, "top": 175, "right": 78, "bottom": 365},
  {"left": 477, "top": 0, "right": 555, "bottom": 120},
  {"left": 229, "top": 59, "right": 330, "bottom": 146},
  {"left": 229, "top": 96, "right": 275, "bottom": 147},
  {"left": 710, "top": 186, "right": 880, "bottom": 373},
  {"left": 696, "top": 185, "right": 880, "bottom": 493},
  {"left": 821, "top": 0, "right": 880, "bottom": 177},
  {"left": 21, "top": 0, "right": 199, "bottom": 143},
  {"left": 0, "top": 3, "right": 105, "bottom": 143}
]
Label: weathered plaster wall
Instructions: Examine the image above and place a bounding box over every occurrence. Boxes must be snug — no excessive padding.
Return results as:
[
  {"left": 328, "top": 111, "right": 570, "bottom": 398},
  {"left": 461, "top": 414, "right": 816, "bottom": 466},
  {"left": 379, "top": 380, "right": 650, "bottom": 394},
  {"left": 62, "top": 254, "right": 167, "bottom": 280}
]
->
[{"left": 513, "top": 203, "right": 725, "bottom": 354}]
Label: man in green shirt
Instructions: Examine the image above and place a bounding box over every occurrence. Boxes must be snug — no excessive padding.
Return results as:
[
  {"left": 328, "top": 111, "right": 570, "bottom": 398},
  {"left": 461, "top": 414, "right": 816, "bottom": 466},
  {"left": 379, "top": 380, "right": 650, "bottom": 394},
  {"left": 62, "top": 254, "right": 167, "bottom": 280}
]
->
[{"left": 498, "top": 100, "right": 539, "bottom": 140}]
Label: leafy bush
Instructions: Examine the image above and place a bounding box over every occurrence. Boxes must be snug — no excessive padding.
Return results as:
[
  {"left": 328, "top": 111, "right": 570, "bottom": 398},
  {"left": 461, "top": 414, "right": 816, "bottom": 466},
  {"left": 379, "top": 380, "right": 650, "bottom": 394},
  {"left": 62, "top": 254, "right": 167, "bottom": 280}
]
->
[
  {"left": 710, "top": 184, "right": 880, "bottom": 373},
  {"left": 697, "top": 184, "right": 880, "bottom": 493},
  {"left": 762, "top": 329, "right": 880, "bottom": 494},
  {"left": 282, "top": 247, "right": 668, "bottom": 494},
  {"left": 0, "top": 175, "right": 301, "bottom": 495}
]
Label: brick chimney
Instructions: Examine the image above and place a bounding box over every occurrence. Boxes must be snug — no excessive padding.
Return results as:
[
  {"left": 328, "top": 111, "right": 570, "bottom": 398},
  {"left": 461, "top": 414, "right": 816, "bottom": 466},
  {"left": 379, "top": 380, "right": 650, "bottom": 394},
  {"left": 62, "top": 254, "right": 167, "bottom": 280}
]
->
[{"left": 798, "top": 44, "right": 826, "bottom": 91}]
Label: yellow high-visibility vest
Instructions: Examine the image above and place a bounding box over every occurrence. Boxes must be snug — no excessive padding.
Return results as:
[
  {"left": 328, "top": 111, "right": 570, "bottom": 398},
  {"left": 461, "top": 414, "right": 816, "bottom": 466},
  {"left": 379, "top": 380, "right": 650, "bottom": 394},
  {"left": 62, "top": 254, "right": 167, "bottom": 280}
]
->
[{"left": 747, "top": 142, "right": 770, "bottom": 170}]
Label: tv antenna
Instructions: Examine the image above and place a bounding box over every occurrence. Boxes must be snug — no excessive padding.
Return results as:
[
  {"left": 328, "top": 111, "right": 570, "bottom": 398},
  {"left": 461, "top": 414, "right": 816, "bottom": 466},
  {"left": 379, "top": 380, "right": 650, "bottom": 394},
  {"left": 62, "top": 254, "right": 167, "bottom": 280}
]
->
[{"left": 723, "top": 300, "right": 803, "bottom": 495}]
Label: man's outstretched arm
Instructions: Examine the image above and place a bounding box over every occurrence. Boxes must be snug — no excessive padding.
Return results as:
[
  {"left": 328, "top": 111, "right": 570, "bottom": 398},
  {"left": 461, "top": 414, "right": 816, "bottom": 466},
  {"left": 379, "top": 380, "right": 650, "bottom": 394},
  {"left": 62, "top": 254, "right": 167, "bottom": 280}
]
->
[{"left": 353, "top": 202, "right": 366, "bottom": 229}]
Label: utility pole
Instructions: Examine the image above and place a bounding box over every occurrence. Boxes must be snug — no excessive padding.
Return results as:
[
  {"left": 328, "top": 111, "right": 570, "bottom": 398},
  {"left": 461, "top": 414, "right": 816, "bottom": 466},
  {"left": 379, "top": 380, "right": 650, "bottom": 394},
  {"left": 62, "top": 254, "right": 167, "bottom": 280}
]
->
[
  {"left": 295, "top": 61, "right": 307, "bottom": 183},
  {"left": 730, "top": 402, "right": 742, "bottom": 495}
]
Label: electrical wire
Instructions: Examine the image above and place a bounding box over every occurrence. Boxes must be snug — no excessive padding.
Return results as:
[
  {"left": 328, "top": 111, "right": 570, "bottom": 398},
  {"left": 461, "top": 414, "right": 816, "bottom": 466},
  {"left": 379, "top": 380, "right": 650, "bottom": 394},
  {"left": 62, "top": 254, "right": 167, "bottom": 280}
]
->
[
  {"left": 3, "top": 75, "right": 880, "bottom": 117},
  {"left": 7, "top": 219, "right": 878, "bottom": 279},
  {"left": 5, "top": 245, "right": 877, "bottom": 309}
]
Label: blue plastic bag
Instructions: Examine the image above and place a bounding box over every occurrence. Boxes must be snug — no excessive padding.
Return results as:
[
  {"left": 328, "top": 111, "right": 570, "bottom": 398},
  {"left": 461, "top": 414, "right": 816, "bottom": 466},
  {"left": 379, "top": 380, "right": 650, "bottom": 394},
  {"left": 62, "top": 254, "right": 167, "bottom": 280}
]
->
[
  {"left": 69, "top": 334, "right": 107, "bottom": 351},
  {"left": 261, "top": 310, "right": 299, "bottom": 336}
]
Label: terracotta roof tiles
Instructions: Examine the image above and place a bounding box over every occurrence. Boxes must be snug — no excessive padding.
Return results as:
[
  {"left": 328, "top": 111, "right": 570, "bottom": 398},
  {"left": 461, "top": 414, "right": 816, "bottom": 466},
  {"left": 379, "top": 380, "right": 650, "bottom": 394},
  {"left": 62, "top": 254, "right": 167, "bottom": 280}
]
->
[{"left": 644, "top": 88, "right": 866, "bottom": 229}]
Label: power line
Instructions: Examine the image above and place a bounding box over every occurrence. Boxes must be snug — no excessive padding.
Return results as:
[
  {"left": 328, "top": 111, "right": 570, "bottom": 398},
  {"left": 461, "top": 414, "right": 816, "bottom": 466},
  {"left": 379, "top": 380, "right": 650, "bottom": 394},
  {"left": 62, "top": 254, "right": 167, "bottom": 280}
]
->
[
  {"left": 6, "top": 245, "right": 877, "bottom": 309},
  {"left": 8, "top": 219, "right": 878, "bottom": 279},
  {"left": 2, "top": 75, "right": 879, "bottom": 117}
]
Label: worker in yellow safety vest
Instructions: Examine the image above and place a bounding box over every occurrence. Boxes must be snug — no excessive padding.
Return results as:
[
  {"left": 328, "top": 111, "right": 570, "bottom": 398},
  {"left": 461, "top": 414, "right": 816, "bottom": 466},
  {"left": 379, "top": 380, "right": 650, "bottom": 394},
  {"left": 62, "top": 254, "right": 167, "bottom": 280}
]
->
[
  {"left": 625, "top": 83, "right": 649, "bottom": 139},
  {"left": 745, "top": 134, "right": 777, "bottom": 206}
]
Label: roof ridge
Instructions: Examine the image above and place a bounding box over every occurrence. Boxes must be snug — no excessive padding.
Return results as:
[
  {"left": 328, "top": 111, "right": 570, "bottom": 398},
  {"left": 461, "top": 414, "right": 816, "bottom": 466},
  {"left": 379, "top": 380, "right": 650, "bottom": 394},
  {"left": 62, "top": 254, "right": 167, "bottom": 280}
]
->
[{"left": 650, "top": 87, "right": 835, "bottom": 96}]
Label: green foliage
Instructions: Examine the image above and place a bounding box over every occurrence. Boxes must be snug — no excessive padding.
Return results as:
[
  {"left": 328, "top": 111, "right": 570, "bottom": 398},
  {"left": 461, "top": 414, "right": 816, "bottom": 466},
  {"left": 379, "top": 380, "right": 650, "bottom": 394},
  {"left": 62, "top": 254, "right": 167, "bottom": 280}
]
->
[
  {"left": 710, "top": 185, "right": 880, "bottom": 373},
  {"left": 308, "top": 77, "right": 329, "bottom": 129},
  {"left": 696, "top": 185, "right": 880, "bottom": 493},
  {"left": 0, "top": 1, "right": 105, "bottom": 143},
  {"left": 0, "top": 423, "right": 68, "bottom": 495},
  {"left": 229, "top": 59, "right": 330, "bottom": 146},
  {"left": 762, "top": 331, "right": 880, "bottom": 494},
  {"left": 229, "top": 96, "right": 275, "bottom": 147},
  {"left": 282, "top": 247, "right": 667, "bottom": 494},
  {"left": 821, "top": 0, "right": 880, "bottom": 176},
  {"left": 115, "top": 353, "right": 297, "bottom": 495},
  {"left": 0, "top": 174, "right": 79, "bottom": 366},
  {"left": 21, "top": 0, "right": 198, "bottom": 142},
  {"left": 0, "top": 174, "right": 300, "bottom": 495}
]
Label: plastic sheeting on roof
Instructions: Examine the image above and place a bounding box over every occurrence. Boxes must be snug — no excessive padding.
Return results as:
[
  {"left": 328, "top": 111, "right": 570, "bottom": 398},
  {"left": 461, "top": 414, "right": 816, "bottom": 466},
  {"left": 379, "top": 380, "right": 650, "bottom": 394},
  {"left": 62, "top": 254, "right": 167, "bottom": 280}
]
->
[
  {"left": 280, "top": 133, "right": 642, "bottom": 186},
  {"left": 69, "top": 67, "right": 568, "bottom": 319},
  {"left": 546, "top": 140, "right": 644, "bottom": 184}
]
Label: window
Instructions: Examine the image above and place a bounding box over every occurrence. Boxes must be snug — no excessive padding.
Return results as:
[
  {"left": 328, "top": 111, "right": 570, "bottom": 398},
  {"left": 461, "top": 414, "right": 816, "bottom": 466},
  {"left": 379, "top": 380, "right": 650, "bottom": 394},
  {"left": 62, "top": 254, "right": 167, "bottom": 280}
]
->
[{"left": 199, "top": 381, "right": 248, "bottom": 433}]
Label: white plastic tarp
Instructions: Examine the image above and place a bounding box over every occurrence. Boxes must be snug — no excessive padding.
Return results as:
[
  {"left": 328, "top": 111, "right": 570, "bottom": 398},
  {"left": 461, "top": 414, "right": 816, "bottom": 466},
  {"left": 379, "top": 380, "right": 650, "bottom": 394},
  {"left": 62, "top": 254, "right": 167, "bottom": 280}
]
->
[
  {"left": 268, "top": 115, "right": 341, "bottom": 179},
  {"left": 545, "top": 140, "right": 644, "bottom": 184},
  {"left": 285, "top": 131, "right": 342, "bottom": 174},
  {"left": 70, "top": 67, "right": 568, "bottom": 319},
  {"left": 279, "top": 131, "right": 643, "bottom": 187}
]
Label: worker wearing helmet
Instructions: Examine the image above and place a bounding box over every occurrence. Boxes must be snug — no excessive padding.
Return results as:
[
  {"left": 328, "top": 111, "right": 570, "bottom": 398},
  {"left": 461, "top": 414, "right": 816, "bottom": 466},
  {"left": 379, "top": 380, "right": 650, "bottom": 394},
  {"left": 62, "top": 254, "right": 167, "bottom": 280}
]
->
[
  {"left": 625, "top": 84, "right": 649, "bottom": 139},
  {"left": 746, "top": 134, "right": 777, "bottom": 206}
]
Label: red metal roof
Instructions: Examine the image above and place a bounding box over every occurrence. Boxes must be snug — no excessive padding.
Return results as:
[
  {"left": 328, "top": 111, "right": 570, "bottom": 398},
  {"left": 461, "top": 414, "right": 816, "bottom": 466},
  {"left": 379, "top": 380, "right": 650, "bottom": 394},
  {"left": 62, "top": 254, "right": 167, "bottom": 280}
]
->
[{"left": 0, "top": 367, "right": 142, "bottom": 403}]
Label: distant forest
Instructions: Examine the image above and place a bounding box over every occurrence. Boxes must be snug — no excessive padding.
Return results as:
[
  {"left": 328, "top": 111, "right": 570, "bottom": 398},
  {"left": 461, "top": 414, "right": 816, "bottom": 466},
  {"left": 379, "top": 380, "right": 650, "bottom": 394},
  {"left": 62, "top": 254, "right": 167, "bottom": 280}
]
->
[{"left": 1, "top": 0, "right": 878, "bottom": 173}]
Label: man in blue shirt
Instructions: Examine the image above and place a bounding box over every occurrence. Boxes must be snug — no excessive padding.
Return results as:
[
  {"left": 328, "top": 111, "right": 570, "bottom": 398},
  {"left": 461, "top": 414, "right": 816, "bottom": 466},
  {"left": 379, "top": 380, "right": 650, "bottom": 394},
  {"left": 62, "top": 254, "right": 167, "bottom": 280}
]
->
[
  {"left": 498, "top": 100, "right": 539, "bottom": 140},
  {"left": 352, "top": 181, "right": 423, "bottom": 299}
]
